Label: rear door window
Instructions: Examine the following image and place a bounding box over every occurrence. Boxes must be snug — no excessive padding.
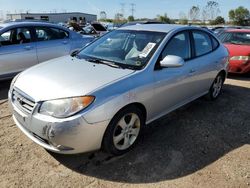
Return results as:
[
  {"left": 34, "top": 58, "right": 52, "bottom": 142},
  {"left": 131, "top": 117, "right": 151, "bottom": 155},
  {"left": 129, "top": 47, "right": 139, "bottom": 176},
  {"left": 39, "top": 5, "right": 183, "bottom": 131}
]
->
[
  {"left": 35, "top": 27, "right": 69, "bottom": 41},
  {"left": 192, "top": 31, "right": 213, "bottom": 57}
]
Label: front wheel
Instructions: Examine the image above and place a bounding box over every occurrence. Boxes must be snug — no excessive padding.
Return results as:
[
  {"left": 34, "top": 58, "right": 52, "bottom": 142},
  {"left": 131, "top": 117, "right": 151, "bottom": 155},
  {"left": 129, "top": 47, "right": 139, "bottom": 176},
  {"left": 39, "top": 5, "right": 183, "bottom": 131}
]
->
[
  {"left": 102, "top": 106, "right": 145, "bottom": 156},
  {"left": 206, "top": 73, "right": 224, "bottom": 100}
]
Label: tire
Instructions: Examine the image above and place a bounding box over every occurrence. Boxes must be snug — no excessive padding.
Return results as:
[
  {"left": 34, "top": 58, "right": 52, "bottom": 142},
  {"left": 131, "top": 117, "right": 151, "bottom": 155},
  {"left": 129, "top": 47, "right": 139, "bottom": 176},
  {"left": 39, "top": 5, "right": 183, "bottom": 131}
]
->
[
  {"left": 206, "top": 73, "right": 224, "bottom": 100},
  {"left": 102, "top": 106, "right": 145, "bottom": 156}
]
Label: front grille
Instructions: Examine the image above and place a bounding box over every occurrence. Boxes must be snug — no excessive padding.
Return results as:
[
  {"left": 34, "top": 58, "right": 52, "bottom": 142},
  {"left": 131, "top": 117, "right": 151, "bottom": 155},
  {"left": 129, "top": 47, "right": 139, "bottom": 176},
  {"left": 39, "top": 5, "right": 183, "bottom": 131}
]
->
[{"left": 12, "top": 89, "right": 35, "bottom": 114}]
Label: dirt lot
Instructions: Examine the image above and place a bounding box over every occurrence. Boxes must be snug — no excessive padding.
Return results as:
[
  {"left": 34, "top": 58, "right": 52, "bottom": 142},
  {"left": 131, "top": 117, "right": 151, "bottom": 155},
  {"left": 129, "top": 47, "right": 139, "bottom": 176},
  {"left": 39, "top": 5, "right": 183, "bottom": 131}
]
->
[{"left": 0, "top": 75, "right": 249, "bottom": 188}]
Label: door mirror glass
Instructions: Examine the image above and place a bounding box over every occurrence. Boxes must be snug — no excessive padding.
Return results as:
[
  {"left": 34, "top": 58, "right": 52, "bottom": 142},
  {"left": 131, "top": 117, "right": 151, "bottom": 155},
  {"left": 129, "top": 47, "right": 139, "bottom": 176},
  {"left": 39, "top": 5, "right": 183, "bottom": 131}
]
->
[{"left": 160, "top": 55, "right": 184, "bottom": 68}]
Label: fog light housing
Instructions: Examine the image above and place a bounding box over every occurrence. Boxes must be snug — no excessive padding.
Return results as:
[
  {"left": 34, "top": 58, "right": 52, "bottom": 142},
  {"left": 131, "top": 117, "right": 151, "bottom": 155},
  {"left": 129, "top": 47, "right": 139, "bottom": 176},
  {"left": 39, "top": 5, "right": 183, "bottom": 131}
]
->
[{"left": 46, "top": 127, "right": 73, "bottom": 151}]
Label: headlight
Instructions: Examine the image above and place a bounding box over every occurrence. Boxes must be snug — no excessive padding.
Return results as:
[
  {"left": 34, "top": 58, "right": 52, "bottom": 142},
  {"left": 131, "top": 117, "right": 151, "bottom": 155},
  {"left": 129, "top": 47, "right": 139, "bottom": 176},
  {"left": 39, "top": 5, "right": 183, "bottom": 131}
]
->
[
  {"left": 230, "top": 56, "right": 250, "bottom": 61},
  {"left": 39, "top": 96, "right": 95, "bottom": 118}
]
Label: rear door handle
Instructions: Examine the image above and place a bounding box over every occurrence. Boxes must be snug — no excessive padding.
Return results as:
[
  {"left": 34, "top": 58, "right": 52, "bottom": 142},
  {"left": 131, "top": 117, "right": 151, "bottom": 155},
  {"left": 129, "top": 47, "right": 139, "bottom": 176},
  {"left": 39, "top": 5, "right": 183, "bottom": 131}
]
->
[{"left": 62, "top": 41, "right": 68, "bottom": 44}]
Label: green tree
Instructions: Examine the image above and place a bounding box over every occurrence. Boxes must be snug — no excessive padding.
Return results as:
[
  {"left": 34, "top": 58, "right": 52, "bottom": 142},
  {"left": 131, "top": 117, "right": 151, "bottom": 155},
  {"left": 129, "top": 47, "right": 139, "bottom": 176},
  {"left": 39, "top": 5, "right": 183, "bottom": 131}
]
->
[
  {"left": 179, "top": 18, "right": 188, "bottom": 25},
  {"left": 229, "top": 6, "right": 250, "bottom": 26},
  {"left": 179, "top": 11, "right": 188, "bottom": 25},
  {"left": 128, "top": 15, "right": 135, "bottom": 22},
  {"left": 157, "top": 13, "right": 171, "bottom": 23},
  {"left": 210, "top": 16, "right": 225, "bottom": 25}
]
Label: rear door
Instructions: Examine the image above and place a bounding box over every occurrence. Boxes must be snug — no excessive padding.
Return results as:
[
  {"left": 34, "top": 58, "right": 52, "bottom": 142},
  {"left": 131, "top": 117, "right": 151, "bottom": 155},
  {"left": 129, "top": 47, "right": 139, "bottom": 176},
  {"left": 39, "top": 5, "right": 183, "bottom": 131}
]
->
[
  {"left": 190, "top": 30, "right": 219, "bottom": 93},
  {"left": 0, "top": 27, "right": 37, "bottom": 78},
  {"left": 34, "top": 26, "right": 71, "bottom": 63}
]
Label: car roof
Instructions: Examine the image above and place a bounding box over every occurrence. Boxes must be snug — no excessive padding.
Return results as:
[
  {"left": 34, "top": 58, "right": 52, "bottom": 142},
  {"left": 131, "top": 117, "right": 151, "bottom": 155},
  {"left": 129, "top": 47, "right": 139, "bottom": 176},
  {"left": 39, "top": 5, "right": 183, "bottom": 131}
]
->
[
  {"left": 118, "top": 24, "right": 194, "bottom": 33},
  {"left": 121, "top": 21, "right": 164, "bottom": 27},
  {"left": 225, "top": 29, "right": 250, "bottom": 33},
  {"left": 0, "top": 21, "right": 66, "bottom": 30}
]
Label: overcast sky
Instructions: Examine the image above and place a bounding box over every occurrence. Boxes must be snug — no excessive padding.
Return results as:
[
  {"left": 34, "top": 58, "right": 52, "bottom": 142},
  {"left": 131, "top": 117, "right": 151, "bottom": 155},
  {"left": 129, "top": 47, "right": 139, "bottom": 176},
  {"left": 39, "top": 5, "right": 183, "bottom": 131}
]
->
[{"left": 0, "top": 0, "right": 249, "bottom": 20}]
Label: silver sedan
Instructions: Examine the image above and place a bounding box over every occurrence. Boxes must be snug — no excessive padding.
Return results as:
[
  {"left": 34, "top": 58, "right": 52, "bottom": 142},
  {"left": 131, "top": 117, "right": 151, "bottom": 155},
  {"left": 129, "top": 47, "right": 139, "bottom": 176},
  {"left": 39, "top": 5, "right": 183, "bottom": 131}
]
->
[
  {"left": 9, "top": 24, "right": 229, "bottom": 155},
  {"left": 0, "top": 21, "right": 94, "bottom": 80}
]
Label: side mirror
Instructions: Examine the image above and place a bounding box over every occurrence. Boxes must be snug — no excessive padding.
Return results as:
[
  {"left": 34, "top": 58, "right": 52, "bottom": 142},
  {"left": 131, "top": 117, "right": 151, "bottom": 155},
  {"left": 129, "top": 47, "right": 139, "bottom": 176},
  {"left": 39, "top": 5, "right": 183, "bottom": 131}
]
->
[{"left": 160, "top": 55, "right": 184, "bottom": 68}]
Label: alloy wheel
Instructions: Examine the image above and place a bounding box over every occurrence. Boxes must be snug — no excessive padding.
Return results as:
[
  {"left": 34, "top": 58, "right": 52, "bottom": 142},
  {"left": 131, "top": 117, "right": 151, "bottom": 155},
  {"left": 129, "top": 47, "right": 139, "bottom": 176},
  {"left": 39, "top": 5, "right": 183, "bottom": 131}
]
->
[
  {"left": 113, "top": 113, "right": 141, "bottom": 150},
  {"left": 212, "top": 75, "right": 223, "bottom": 98}
]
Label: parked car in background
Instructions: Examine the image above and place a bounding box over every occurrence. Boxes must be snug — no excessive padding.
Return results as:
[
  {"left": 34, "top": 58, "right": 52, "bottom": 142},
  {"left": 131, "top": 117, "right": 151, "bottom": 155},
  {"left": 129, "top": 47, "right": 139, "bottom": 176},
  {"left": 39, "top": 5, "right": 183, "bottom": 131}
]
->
[
  {"left": 104, "top": 23, "right": 117, "bottom": 31},
  {"left": 120, "top": 20, "right": 164, "bottom": 28},
  {"left": 213, "top": 26, "right": 242, "bottom": 37},
  {"left": 9, "top": 24, "right": 228, "bottom": 156},
  {"left": 81, "top": 22, "right": 108, "bottom": 37},
  {"left": 218, "top": 29, "right": 250, "bottom": 74},
  {"left": 0, "top": 21, "right": 94, "bottom": 80}
]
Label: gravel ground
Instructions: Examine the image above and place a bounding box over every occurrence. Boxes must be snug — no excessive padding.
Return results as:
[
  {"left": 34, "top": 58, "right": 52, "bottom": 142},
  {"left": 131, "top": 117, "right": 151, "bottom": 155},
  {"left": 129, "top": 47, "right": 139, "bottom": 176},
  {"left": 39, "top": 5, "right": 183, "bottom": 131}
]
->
[{"left": 0, "top": 75, "right": 249, "bottom": 188}]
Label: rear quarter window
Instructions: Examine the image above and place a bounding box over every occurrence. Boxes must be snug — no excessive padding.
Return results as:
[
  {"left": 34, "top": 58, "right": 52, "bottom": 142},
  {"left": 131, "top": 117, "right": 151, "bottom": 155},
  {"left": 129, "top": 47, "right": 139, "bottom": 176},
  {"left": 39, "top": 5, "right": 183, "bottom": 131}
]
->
[{"left": 211, "top": 36, "right": 219, "bottom": 50}]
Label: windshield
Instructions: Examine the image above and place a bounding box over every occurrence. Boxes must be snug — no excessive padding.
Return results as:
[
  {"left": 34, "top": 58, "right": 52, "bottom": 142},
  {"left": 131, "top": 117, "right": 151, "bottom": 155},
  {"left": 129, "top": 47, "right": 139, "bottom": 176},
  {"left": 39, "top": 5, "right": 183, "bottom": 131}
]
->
[
  {"left": 218, "top": 31, "right": 250, "bottom": 45},
  {"left": 77, "top": 30, "right": 166, "bottom": 70}
]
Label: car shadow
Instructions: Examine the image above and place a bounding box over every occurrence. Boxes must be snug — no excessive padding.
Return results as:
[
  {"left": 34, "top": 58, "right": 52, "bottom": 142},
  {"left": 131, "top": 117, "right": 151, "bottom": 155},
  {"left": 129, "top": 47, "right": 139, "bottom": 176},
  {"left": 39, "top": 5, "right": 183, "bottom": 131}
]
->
[
  {"left": 228, "top": 73, "right": 250, "bottom": 81},
  {"left": 0, "top": 80, "right": 11, "bottom": 101},
  {"left": 49, "top": 83, "right": 250, "bottom": 183}
]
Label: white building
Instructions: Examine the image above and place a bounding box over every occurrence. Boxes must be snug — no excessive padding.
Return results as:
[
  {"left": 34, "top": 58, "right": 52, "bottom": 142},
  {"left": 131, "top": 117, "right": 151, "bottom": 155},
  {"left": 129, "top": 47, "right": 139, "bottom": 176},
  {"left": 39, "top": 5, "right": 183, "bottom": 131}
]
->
[{"left": 7, "top": 12, "right": 97, "bottom": 23}]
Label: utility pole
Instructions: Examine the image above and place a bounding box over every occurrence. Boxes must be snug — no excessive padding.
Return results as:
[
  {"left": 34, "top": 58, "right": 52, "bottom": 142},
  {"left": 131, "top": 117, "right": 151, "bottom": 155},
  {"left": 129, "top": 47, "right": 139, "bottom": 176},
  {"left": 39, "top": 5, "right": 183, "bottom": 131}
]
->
[{"left": 130, "top": 3, "right": 135, "bottom": 17}]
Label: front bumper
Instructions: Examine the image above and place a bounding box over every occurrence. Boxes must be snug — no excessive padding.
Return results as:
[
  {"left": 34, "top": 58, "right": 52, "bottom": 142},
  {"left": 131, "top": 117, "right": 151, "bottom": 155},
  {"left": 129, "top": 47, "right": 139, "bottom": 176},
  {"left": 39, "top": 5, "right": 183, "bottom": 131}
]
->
[
  {"left": 8, "top": 90, "right": 109, "bottom": 154},
  {"left": 229, "top": 60, "right": 250, "bottom": 74}
]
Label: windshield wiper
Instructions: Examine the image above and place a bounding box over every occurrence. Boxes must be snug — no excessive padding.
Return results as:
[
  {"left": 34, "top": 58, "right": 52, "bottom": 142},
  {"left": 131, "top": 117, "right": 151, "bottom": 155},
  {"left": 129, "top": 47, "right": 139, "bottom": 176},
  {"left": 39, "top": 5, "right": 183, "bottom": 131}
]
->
[{"left": 85, "top": 58, "right": 126, "bottom": 69}]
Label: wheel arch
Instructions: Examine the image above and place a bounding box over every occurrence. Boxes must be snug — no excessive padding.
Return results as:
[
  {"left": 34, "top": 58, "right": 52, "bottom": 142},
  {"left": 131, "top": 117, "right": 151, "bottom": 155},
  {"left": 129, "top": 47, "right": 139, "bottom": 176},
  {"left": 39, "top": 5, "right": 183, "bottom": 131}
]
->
[
  {"left": 113, "top": 102, "right": 147, "bottom": 123},
  {"left": 101, "top": 102, "right": 147, "bottom": 154},
  {"left": 218, "top": 70, "right": 227, "bottom": 82}
]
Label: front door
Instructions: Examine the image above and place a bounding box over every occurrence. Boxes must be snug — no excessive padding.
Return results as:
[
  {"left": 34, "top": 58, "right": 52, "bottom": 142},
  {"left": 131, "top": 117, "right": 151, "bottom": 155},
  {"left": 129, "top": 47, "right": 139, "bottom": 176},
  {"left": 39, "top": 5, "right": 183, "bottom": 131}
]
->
[{"left": 151, "top": 31, "right": 199, "bottom": 119}]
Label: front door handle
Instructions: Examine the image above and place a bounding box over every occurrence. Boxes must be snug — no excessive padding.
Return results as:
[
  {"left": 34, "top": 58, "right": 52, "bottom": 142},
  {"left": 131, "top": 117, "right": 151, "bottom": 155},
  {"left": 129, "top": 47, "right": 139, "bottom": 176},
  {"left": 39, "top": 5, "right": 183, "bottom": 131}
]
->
[
  {"left": 62, "top": 41, "right": 68, "bottom": 44},
  {"left": 189, "top": 69, "right": 196, "bottom": 74},
  {"left": 189, "top": 69, "right": 196, "bottom": 75},
  {"left": 24, "top": 46, "right": 32, "bottom": 50}
]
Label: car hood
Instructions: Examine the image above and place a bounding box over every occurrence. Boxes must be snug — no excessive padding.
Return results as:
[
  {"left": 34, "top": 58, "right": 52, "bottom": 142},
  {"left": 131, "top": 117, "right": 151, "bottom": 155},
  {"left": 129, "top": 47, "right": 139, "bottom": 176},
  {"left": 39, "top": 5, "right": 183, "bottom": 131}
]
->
[
  {"left": 14, "top": 56, "right": 135, "bottom": 102},
  {"left": 224, "top": 43, "right": 250, "bottom": 57}
]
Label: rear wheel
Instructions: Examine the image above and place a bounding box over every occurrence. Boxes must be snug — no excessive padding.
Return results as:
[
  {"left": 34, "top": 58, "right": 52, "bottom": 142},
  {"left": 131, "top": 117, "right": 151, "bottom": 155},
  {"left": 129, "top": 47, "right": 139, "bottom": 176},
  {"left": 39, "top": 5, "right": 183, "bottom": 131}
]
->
[
  {"left": 102, "top": 106, "right": 145, "bottom": 156},
  {"left": 206, "top": 73, "right": 224, "bottom": 100}
]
